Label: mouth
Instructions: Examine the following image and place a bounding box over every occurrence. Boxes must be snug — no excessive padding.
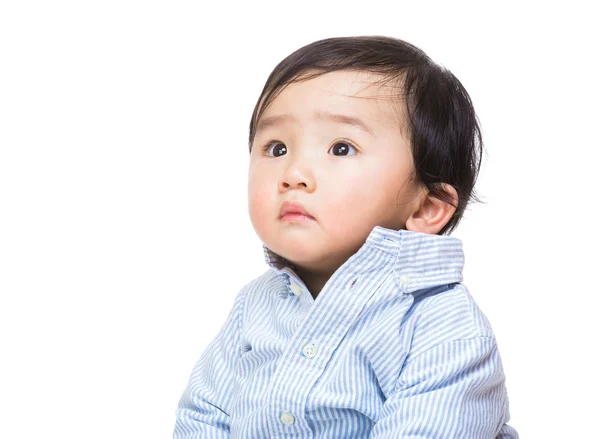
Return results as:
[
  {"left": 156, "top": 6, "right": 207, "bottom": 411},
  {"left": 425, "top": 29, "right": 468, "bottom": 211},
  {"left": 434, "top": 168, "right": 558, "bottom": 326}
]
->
[
  {"left": 280, "top": 212, "right": 316, "bottom": 222},
  {"left": 279, "top": 201, "right": 316, "bottom": 221}
]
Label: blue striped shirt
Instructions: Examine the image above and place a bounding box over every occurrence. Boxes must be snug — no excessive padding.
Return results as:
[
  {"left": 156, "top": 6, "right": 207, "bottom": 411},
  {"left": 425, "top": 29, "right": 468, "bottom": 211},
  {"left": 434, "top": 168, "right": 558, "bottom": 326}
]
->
[{"left": 174, "top": 226, "right": 519, "bottom": 438}]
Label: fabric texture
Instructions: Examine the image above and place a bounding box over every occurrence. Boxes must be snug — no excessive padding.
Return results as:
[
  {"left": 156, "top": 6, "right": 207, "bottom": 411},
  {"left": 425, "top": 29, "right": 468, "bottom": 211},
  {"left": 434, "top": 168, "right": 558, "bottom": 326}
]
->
[{"left": 174, "top": 226, "right": 519, "bottom": 438}]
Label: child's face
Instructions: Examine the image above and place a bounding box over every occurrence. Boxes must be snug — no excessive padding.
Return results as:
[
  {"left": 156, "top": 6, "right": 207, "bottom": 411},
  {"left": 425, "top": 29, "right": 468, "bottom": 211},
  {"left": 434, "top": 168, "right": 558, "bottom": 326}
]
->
[{"left": 248, "top": 70, "right": 424, "bottom": 275}]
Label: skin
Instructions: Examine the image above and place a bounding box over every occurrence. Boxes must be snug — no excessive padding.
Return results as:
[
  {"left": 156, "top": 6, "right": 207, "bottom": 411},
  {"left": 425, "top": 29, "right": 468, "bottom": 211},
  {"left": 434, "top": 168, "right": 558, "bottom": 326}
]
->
[{"left": 248, "top": 70, "right": 457, "bottom": 299}]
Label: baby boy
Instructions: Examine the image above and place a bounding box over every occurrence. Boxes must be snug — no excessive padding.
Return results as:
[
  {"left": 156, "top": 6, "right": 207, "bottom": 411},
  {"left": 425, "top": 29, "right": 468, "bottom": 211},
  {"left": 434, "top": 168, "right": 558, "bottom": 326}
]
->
[{"left": 173, "top": 35, "right": 519, "bottom": 438}]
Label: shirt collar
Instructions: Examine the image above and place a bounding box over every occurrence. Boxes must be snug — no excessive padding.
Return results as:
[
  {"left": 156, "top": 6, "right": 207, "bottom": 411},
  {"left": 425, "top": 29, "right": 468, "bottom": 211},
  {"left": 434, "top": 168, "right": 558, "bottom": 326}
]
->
[{"left": 263, "top": 225, "right": 464, "bottom": 295}]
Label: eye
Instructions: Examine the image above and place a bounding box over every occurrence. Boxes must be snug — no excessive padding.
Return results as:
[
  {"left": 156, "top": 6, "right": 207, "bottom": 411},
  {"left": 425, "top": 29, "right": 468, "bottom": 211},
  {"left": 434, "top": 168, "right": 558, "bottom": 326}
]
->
[
  {"left": 261, "top": 141, "right": 287, "bottom": 157},
  {"left": 329, "top": 141, "right": 358, "bottom": 156},
  {"left": 261, "top": 140, "right": 358, "bottom": 157}
]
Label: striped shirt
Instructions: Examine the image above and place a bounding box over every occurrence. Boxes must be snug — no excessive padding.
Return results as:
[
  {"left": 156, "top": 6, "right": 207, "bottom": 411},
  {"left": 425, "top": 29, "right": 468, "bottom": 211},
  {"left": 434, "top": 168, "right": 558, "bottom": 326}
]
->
[{"left": 174, "top": 226, "right": 519, "bottom": 438}]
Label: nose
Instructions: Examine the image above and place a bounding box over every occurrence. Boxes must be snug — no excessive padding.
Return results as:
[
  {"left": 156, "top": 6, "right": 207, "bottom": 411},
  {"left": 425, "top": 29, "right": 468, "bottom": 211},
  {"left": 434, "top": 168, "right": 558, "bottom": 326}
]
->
[
  {"left": 278, "top": 161, "right": 315, "bottom": 192},
  {"left": 279, "top": 175, "right": 312, "bottom": 191}
]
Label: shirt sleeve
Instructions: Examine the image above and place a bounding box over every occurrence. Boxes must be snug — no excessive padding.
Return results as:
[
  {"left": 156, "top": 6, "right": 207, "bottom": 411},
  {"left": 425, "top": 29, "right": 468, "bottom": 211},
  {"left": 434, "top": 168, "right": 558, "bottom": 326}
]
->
[
  {"left": 173, "top": 287, "right": 247, "bottom": 439},
  {"left": 368, "top": 336, "right": 519, "bottom": 439}
]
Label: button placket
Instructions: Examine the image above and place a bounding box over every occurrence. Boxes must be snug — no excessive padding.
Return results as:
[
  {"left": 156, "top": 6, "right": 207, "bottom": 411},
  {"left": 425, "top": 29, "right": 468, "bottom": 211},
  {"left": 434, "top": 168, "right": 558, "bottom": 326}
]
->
[
  {"left": 302, "top": 342, "right": 318, "bottom": 358},
  {"left": 290, "top": 281, "right": 302, "bottom": 296},
  {"left": 280, "top": 411, "right": 295, "bottom": 425},
  {"left": 399, "top": 274, "right": 411, "bottom": 284}
]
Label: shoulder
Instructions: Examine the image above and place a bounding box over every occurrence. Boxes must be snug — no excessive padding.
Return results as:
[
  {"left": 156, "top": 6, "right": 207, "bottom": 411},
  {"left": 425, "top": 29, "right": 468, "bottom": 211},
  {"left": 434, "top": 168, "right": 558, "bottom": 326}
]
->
[{"left": 401, "top": 283, "right": 496, "bottom": 360}]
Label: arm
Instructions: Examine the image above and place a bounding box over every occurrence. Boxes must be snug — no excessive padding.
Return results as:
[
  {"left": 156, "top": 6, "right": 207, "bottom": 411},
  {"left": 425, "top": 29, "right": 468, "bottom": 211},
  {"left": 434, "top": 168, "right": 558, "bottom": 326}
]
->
[
  {"left": 368, "top": 336, "right": 518, "bottom": 439},
  {"left": 173, "top": 287, "right": 247, "bottom": 439}
]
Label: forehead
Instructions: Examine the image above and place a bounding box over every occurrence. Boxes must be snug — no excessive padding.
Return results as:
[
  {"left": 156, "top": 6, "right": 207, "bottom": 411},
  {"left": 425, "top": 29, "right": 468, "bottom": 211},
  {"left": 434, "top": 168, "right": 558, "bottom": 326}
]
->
[{"left": 258, "top": 70, "right": 406, "bottom": 136}]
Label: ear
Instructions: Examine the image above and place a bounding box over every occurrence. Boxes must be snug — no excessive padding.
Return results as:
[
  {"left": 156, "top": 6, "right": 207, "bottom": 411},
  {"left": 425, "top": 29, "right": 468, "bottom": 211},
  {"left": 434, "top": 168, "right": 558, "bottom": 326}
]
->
[{"left": 405, "top": 184, "right": 458, "bottom": 234}]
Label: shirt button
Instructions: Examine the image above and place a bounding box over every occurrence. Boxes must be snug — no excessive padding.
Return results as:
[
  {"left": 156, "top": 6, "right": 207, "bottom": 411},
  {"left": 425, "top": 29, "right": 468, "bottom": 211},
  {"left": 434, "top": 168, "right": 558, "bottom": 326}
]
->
[
  {"left": 280, "top": 412, "right": 295, "bottom": 425},
  {"left": 399, "top": 274, "right": 411, "bottom": 284},
  {"left": 302, "top": 342, "right": 318, "bottom": 358},
  {"left": 290, "top": 282, "right": 302, "bottom": 296}
]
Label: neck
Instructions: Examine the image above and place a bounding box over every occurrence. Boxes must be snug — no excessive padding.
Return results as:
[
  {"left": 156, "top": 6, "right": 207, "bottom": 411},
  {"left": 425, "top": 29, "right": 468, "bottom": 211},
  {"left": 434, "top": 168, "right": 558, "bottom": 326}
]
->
[{"left": 294, "top": 266, "right": 332, "bottom": 300}]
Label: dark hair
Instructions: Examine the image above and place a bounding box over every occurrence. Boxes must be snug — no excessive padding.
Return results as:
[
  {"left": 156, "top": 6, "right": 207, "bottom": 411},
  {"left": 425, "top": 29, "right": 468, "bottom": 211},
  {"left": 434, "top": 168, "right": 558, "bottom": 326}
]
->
[{"left": 248, "top": 36, "right": 484, "bottom": 235}]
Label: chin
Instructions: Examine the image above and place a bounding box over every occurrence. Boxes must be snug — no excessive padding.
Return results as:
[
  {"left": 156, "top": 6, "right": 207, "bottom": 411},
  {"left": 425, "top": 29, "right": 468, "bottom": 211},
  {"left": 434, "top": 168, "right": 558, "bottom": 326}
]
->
[{"left": 273, "top": 242, "right": 315, "bottom": 263}]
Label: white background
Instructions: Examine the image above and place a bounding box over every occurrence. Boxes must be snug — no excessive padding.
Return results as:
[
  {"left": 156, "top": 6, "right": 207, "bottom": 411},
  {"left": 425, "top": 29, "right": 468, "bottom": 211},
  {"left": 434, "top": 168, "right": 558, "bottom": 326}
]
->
[{"left": 1, "top": 1, "right": 598, "bottom": 437}]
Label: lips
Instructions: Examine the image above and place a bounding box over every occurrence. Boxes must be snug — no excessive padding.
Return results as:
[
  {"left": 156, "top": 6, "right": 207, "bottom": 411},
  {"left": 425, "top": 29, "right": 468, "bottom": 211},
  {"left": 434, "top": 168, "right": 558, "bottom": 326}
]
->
[{"left": 280, "top": 201, "right": 315, "bottom": 219}]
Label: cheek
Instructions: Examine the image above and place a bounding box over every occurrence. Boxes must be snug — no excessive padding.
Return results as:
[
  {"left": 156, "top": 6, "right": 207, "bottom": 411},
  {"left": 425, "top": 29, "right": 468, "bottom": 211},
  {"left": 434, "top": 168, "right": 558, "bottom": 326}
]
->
[
  {"left": 248, "top": 172, "right": 274, "bottom": 226},
  {"left": 317, "top": 180, "right": 376, "bottom": 233},
  {"left": 324, "top": 165, "right": 401, "bottom": 223},
  {"left": 328, "top": 165, "right": 389, "bottom": 209}
]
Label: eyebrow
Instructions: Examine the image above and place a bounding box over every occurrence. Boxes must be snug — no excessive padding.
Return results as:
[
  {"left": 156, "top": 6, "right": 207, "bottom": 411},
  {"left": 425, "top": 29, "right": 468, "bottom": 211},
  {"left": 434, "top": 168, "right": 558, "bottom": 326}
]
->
[{"left": 255, "top": 111, "right": 375, "bottom": 136}]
